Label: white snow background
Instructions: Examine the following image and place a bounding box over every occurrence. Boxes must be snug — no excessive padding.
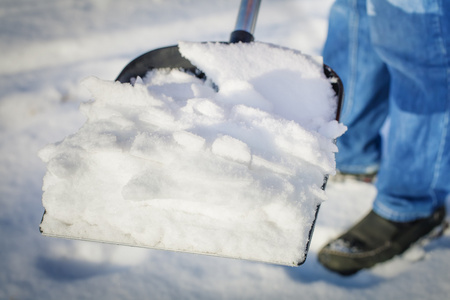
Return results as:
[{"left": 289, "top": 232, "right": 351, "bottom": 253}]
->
[{"left": 1, "top": 0, "right": 449, "bottom": 299}]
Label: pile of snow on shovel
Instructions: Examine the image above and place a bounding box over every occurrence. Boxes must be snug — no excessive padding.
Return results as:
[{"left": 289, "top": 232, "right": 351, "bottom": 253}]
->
[{"left": 39, "top": 42, "right": 346, "bottom": 266}]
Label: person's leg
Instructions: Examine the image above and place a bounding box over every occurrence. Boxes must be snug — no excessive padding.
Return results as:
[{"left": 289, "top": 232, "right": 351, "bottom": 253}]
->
[
  {"left": 319, "top": 0, "right": 450, "bottom": 275},
  {"left": 323, "top": 0, "right": 389, "bottom": 175},
  {"left": 369, "top": 0, "right": 450, "bottom": 222}
]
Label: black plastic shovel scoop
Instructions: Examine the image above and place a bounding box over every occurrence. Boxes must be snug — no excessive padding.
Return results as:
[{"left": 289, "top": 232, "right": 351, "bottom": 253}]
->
[{"left": 40, "top": 0, "right": 343, "bottom": 267}]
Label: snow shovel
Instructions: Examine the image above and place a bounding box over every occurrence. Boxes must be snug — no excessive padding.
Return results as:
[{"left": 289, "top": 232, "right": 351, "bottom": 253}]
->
[
  {"left": 40, "top": 0, "right": 343, "bottom": 266},
  {"left": 117, "top": 0, "right": 343, "bottom": 263}
]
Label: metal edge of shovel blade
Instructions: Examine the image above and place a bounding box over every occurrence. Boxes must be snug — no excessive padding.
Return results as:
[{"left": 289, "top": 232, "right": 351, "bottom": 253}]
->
[{"left": 39, "top": 217, "right": 304, "bottom": 267}]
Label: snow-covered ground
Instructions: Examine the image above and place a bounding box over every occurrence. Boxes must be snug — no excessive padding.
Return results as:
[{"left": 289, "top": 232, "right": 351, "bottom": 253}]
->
[{"left": 1, "top": 0, "right": 449, "bottom": 299}]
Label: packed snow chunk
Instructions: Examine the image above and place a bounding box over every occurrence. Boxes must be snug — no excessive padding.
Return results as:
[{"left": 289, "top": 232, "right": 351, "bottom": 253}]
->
[
  {"left": 172, "top": 131, "right": 205, "bottom": 152},
  {"left": 179, "top": 41, "right": 340, "bottom": 129},
  {"left": 211, "top": 135, "right": 251, "bottom": 165},
  {"left": 40, "top": 41, "right": 345, "bottom": 266}
]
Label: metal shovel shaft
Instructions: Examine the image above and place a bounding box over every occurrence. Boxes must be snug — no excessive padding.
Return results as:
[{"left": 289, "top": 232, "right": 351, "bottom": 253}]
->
[
  {"left": 235, "top": 0, "right": 261, "bottom": 34},
  {"left": 230, "top": 0, "right": 262, "bottom": 43}
]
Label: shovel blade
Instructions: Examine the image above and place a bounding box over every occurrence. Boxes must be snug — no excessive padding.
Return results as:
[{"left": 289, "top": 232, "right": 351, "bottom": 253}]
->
[{"left": 41, "top": 42, "right": 343, "bottom": 267}]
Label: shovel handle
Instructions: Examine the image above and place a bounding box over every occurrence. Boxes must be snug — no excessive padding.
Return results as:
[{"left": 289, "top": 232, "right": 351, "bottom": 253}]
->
[{"left": 230, "top": 0, "right": 262, "bottom": 43}]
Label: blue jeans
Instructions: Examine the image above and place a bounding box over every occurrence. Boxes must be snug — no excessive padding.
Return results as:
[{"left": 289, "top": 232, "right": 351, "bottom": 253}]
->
[{"left": 323, "top": 0, "right": 450, "bottom": 222}]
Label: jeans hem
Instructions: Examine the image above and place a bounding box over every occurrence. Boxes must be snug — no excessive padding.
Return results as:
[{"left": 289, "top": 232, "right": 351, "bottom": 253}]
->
[{"left": 373, "top": 197, "right": 439, "bottom": 222}]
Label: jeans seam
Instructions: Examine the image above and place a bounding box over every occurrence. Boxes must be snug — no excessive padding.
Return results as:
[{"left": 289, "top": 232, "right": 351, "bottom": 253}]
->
[
  {"left": 429, "top": 0, "right": 450, "bottom": 208},
  {"left": 373, "top": 197, "right": 430, "bottom": 222},
  {"left": 342, "top": 0, "right": 360, "bottom": 120}
]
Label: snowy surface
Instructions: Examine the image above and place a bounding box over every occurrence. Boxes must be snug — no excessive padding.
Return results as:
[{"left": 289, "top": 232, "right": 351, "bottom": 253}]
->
[
  {"left": 1, "top": 0, "right": 450, "bottom": 299},
  {"left": 39, "top": 40, "right": 344, "bottom": 266}
]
